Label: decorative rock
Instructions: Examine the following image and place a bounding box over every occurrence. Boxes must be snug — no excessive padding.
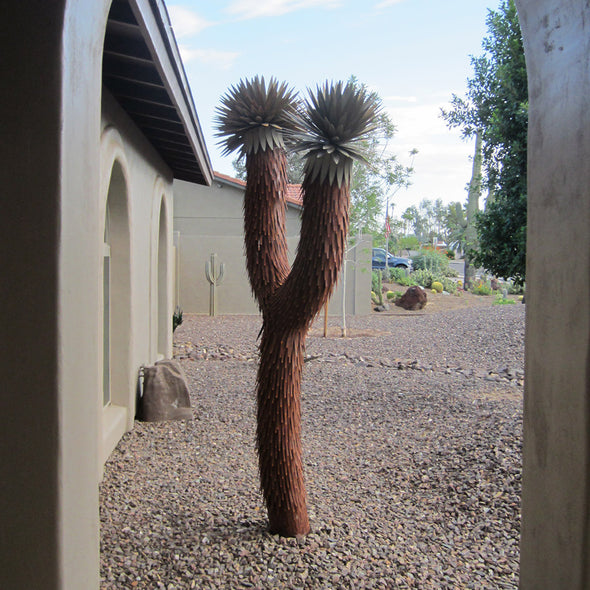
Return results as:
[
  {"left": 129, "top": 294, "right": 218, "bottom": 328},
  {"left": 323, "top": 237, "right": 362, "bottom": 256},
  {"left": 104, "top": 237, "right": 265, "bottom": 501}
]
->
[
  {"left": 395, "top": 285, "right": 427, "bottom": 311},
  {"left": 137, "top": 360, "right": 193, "bottom": 422},
  {"left": 374, "top": 303, "right": 390, "bottom": 312}
]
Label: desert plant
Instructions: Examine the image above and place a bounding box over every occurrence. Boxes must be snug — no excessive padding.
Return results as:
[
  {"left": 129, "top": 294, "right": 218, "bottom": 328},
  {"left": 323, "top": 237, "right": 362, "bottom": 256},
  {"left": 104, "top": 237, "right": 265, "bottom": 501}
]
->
[
  {"left": 388, "top": 266, "right": 416, "bottom": 286},
  {"left": 440, "top": 277, "right": 458, "bottom": 294},
  {"left": 371, "top": 270, "right": 381, "bottom": 293},
  {"left": 431, "top": 281, "right": 444, "bottom": 293},
  {"left": 411, "top": 268, "right": 434, "bottom": 289},
  {"left": 386, "top": 290, "right": 396, "bottom": 300},
  {"left": 172, "top": 306, "right": 183, "bottom": 332},
  {"left": 371, "top": 271, "right": 384, "bottom": 305},
  {"left": 205, "top": 253, "right": 225, "bottom": 317},
  {"left": 506, "top": 280, "right": 525, "bottom": 295},
  {"left": 412, "top": 269, "right": 457, "bottom": 294},
  {"left": 411, "top": 248, "right": 451, "bottom": 273}
]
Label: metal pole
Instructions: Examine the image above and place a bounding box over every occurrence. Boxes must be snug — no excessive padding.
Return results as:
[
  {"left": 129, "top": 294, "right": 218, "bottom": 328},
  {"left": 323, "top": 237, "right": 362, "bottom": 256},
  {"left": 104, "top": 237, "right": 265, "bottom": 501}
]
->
[{"left": 385, "top": 194, "right": 389, "bottom": 273}]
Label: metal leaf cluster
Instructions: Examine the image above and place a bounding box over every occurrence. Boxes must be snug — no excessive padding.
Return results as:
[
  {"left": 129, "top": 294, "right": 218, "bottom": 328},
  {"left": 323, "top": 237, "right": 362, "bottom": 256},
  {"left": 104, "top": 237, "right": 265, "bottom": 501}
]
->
[
  {"left": 215, "top": 76, "right": 300, "bottom": 157},
  {"left": 294, "top": 80, "right": 383, "bottom": 188}
]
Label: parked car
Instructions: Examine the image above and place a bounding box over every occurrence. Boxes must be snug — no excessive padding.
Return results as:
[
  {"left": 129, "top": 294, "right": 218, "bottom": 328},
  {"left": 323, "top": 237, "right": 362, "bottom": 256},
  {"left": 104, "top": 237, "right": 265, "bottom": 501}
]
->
[{"left": 372, "top": 248, "right": 413, "bottom": 271}]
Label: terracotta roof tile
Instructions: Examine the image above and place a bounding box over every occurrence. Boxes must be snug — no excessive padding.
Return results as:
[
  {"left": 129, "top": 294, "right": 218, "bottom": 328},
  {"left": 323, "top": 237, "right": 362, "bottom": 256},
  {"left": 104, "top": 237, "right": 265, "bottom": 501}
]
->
[
  {"left": 214, "top": 171, "right": 302, "bottom": 208},
  {"left": 285, "top": 184, "right": 303, "bottom": 207}
]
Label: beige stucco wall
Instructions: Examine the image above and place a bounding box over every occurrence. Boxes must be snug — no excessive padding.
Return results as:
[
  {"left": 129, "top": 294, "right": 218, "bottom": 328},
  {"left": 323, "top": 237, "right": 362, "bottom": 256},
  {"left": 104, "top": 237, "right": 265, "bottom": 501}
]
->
[
  {"left": 99, "top": 90, "right": 175, "bottom": 461},
  {"left": 174, "top": 179, "right": 372, "bottom": 316},
  {"left": 1, "top": 3, "right": 179, "bottom": 587},
  {"left": 174, "top": 178, "right": 298, "bottom": 314}
]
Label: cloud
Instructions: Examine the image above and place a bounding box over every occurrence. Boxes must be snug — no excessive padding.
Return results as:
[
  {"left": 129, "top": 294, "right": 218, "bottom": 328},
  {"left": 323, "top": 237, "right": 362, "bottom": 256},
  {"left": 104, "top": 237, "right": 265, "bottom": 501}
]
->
[
  {"left": 385, "top": 102, "right": 452, "bottom": 140},
  {"left": 167, "top": 6, "right": 212, "bottom": 38},
  {"left": 385, "top": 95, "right": 418, "bottom": 103},
  {"left": 226, "top": 0, "right": 341, "bottom": 19},
  {"left": 374, "top": 0, "right": 406, "bottom": 9},
  {"left": 178, "top": 47, "right": 240, "bottom": 70}
]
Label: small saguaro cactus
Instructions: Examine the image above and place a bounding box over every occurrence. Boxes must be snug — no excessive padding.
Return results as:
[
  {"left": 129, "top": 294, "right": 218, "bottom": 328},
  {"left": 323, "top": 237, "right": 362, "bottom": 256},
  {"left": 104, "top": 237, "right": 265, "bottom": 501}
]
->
[{"left": 205, "top": 253, "right": 225, "bottom": 316}]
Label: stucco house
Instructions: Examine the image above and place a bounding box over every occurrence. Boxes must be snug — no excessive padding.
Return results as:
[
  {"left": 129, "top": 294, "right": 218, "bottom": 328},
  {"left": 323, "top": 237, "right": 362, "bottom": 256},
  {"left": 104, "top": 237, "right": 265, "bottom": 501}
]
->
[
  {"left": 2, "top": 1, "right": 212, "bottom": 587},
  {"left": 2, "top": 1, "right": 590, "bottom": 588},
  {"left": 173, "top": 171, "right": 372, "bottom": 316}
]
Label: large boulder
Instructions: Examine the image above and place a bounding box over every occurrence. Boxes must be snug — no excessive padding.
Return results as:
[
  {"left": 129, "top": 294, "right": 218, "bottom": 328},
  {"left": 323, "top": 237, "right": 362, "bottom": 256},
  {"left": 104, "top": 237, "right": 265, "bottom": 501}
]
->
[
  {"left": 395, "top": 285, "right": 427, "bottom": 311},
  {"left": 137, "top": 359, "right": 192, "bottom": 422}
]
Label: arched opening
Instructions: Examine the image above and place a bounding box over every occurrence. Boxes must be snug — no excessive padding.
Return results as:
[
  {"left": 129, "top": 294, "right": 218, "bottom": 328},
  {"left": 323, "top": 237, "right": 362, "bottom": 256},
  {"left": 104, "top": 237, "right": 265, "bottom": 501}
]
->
[
  {"left": 101, "top": 159, "right": 132, "bottom": 456},
  {"left": 157, "top": 198, "right": 169, "bottom": 357}
]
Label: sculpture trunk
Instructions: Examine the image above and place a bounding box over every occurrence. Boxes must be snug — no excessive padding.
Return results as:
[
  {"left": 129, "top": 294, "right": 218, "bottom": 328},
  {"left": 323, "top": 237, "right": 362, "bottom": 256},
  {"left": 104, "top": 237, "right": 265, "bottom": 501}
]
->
[
  {"left": 244, "top": 150, "right": 290, "bottom": 310},
  {"left": 256, "top": 327, "right": 308, "bottom": 535},
  {"left": 255, "top": 178, "right": 350, "bottom": 536},
  {"left": 215, "top": 76, "right": 375, "bottom": 539}
]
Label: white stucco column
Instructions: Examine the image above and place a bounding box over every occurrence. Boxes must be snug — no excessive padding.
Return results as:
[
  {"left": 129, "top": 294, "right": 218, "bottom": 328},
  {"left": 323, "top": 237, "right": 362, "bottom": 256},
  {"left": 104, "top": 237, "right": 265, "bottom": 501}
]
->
[{"left": 517, "top": 1, "right": 590, "bottom": 588}]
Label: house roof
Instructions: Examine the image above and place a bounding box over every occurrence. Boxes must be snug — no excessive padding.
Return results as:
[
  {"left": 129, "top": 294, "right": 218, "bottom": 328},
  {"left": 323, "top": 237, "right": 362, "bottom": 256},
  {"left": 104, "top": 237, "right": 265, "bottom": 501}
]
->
[
  {"left": 103, "top": 0, "right": 213, "bottom": 185},
  {"left": 214, "top": 171, "right": 303, "bottom": 209}
]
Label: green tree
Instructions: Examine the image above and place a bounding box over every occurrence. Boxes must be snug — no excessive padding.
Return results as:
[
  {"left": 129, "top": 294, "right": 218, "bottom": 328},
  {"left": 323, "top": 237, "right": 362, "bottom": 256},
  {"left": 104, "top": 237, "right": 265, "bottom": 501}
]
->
[
  {"left": 441, "top": 0, "right": 527, "bottom": 283},
  {"left": 444, "top": 201, "right": 467, "bottom": 253},
  {"left": 464, "top": 131, "right": 483, "bottom": 289},
  {"left": 217, "top": 77, "right": 380, "bottom": 536},
  {"left": 402, "top": 204, "right": 425, "bottom": 242}
]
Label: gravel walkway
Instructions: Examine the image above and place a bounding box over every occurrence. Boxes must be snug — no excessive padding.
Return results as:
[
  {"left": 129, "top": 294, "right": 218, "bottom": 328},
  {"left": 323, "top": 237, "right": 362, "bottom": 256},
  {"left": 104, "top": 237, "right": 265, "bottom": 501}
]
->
[{"left": 100, "top": 305, "right": 524, "bottom": 589}]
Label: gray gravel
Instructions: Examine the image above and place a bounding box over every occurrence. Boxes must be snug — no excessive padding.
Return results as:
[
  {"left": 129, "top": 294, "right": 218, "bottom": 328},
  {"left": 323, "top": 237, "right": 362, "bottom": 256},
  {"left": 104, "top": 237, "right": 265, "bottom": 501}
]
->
[{"left": 100, "top": 305, "right": 524, "bottom": 589}]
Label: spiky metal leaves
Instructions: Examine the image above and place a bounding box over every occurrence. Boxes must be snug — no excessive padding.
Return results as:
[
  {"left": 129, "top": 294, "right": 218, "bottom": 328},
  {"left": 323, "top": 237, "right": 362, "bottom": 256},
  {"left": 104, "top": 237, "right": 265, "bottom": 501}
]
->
[
  {"left": 293, "top": 81, "right": 382, "bottom": 188},
  {"left": 215, "top": 76, "right": 300, "bottom": 157}
]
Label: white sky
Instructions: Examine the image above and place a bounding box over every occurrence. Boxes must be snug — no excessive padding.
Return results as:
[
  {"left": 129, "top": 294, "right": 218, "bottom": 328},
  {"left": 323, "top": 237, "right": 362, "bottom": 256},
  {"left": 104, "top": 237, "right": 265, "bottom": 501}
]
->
[{"left": 167, "top": 0, "right": 497, "bottom": 216}]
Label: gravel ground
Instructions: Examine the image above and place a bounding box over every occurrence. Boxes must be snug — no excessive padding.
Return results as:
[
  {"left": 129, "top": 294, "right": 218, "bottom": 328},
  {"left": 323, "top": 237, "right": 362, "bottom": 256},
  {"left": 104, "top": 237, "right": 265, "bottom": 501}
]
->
[{"left": 100, "top": 305, "right": 524, "bottom": 589}]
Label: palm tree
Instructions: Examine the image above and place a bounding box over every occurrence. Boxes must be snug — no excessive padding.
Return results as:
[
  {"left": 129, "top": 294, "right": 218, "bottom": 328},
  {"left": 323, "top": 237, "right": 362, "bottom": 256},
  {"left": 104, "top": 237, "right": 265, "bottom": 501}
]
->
[{"left": 216, "top": 77, "right": 380, "bottom": 536}]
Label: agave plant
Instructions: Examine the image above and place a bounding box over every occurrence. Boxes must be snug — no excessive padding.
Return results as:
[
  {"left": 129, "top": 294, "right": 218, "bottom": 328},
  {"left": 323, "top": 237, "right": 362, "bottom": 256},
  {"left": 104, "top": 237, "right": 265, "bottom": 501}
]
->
[{"left": 216, "top": 77, "right": 380, "bottom": 537}]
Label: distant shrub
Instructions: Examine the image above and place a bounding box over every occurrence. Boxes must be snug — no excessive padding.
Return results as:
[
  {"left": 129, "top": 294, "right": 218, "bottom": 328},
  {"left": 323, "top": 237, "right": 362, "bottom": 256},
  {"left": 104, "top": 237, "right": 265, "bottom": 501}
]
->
[
  {"left": 472, "top": 280, "right": 492, "bottom": 296},
  {"left": 493, "top": 293, "right": 516, "bottom": 305},
  {"left": 412, "top": 248, "right": 450, "bottom": 273},
  {"left": 506, "top": 280, "right": 525, "bottom": 295},
  {"left": 388, "top": 267, "right": 416, "bottom": 286},
  {"left": 412, "top": 269, "right": 457, "bottom": 294}
]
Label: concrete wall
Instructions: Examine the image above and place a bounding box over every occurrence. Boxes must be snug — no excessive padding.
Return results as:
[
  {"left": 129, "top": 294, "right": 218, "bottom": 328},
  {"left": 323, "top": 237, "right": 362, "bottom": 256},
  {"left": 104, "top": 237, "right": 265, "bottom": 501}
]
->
[
  {"left": 174, "top": 179, "right": 372, "bottom": 316},
  {"left": 517, "top": 1, "right": 590, "bottom": 588}
]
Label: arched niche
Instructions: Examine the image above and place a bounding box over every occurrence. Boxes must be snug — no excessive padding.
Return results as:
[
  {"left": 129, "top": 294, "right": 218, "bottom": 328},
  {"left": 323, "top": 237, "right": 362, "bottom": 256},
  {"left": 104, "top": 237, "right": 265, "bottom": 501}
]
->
[
  {"left": 99, "top": 127, "right": 133, "bottom": 463},
  {"left": 157, "top": 195, "right": 171, "bottom": 357}
]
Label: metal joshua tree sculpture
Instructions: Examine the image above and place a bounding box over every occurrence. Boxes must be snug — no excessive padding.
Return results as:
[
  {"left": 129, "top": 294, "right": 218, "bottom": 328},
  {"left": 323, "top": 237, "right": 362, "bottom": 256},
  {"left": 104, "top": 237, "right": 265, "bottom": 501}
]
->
[{"left": 216, "top": 77, "right": 380, "bottom": 536}]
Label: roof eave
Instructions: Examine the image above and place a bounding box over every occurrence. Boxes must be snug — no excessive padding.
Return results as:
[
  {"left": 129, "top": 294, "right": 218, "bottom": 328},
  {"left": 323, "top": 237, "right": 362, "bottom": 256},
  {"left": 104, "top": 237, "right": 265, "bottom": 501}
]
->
[{"left": 122, "top": 0, "right": 213, "bottom": 185}]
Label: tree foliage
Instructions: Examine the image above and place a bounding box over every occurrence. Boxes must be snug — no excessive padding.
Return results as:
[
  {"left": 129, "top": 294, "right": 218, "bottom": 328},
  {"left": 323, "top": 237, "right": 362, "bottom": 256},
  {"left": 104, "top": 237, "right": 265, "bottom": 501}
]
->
[{"left": 441, "top": 0, "right": 528, "bottom": 283}]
